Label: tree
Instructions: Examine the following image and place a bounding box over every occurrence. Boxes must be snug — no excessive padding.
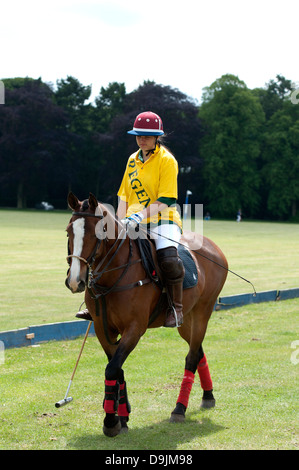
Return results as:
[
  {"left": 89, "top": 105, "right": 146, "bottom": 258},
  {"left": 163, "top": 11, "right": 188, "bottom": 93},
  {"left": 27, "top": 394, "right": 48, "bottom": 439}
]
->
[
  {"left": 262, "top": 101, "right": 299, "bottom": 219},
  {"left": 54, "top": 76, "right": 92, "bottom": 133},
  {"left": 252, "top": 74, "right": 293, "bottom": 120},
  {"left": 53, "top": 76, "right": 99, "bottom": 200},
  {"left": 0, "top": 78, "right": 68, "bottom": 208},
  {"left": 199, "top": 74, "right": 265, "bottom": 218},
  {"left": 94, "top": 82, "right": 126, "bottom": 132}
]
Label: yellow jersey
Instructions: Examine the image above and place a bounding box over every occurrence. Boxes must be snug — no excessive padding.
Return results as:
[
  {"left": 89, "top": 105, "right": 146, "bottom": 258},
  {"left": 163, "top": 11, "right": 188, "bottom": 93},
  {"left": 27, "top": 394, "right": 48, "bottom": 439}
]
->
[{"left": 118, "top": 145, "right": 182, "bottom": 230}]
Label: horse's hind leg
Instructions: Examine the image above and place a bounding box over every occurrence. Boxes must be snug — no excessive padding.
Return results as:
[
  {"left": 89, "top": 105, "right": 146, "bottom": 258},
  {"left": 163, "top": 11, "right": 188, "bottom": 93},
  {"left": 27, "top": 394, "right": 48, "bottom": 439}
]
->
[
  {"left": 197, "top": 349, "right": 215, "bottom": 409},
  {"left": 170, "top": 345, "right": 215, "bottom": 422},
  {"left": 170, "top": 347, "right": 199, "bottom": 423},
  {"left": 170, "top": 313, "right": 215, "bottom": 422}
]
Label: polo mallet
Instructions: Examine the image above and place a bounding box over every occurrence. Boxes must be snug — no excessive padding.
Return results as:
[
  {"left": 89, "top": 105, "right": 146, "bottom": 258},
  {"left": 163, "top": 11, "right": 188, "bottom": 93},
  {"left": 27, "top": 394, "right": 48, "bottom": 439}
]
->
[{"left": 55, "top": 321, "right": 92, "bottom": 408}]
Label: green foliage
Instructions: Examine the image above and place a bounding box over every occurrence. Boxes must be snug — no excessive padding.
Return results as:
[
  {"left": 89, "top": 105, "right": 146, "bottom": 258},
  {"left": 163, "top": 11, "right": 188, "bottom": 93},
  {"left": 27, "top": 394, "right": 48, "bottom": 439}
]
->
[
  {"left": 199, "top": 75, "right": 265, "bottom": 217},
  {"left": 0, "top": 74, "right": 298, "bottom": 220},
  {"left": 0, "top": 79, "right": 68, "bottom": 208},
  {"left": 262, "top": 102, "right": 299, "bottom": 218}
]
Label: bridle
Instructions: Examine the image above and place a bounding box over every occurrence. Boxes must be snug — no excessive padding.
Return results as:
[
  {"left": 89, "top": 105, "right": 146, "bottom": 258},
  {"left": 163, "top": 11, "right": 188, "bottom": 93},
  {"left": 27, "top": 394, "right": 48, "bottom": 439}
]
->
[
  {"left": 66, "top": 208, "right": 154, "bottom": 345},
  {"left": 66, "top": 209, "right": 144, "bottom": 290},
  {"left": 66, "top": 211, "right": 105, "bottom": 270}
]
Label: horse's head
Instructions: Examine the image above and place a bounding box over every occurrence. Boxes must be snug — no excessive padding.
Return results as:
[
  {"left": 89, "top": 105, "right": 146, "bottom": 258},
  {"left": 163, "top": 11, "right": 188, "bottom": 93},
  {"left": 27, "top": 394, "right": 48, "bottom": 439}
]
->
[{"left": 65, "top": 192, "right": 106, "bottom": 293}]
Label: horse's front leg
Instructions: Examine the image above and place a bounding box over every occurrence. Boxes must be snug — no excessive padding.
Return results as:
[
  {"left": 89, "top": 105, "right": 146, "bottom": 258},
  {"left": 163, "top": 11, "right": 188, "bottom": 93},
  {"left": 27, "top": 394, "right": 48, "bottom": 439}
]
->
[
  {"left": 103, "top": 335, "right": 139, "bottom": 437},
  {"left": 118, "top": 370, "right": 131, "bottom": 433},
  {"left": 103, "top": 367, "right": 131, "bottom": 437},
  {"left": 103, "top": 375, "right": 121, "bottom": 437}
]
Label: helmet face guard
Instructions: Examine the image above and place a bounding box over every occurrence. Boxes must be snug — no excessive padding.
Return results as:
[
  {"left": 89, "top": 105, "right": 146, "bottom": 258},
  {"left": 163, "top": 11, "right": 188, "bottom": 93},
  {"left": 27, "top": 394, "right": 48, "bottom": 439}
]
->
[{"left": 128, "top": 111, "right": 164, "bottom": 136}]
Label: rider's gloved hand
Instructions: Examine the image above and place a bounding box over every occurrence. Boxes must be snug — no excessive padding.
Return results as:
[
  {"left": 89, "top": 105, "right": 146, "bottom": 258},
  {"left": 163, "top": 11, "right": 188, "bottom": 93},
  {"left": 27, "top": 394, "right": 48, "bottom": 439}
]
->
[{"left": 121, "top": 212, "right": 144, "bottom": 231}]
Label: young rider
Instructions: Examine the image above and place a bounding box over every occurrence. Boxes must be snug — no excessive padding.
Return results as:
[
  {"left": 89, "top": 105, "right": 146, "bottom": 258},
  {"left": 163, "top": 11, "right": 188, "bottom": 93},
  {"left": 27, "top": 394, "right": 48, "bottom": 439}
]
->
[
  {"left": 77, "top": 111, "right": 184, "bottom": 327},
  {"left": 117, "top": 111, "right": 184, "bottom": 327}
]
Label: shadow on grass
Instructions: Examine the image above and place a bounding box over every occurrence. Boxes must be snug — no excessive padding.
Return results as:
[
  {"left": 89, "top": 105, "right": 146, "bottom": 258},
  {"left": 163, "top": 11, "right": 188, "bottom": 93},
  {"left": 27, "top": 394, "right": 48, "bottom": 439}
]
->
[{"left": 68, "top": 410, "right": 226, "bottom": 450}]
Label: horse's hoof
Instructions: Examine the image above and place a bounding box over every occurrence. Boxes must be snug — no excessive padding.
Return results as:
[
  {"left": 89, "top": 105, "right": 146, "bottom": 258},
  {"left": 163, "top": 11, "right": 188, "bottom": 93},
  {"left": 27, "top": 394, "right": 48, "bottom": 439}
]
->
[
  {"left": 200, "top": 398, "right": 216, "bottom": 409},
  {"left": 103, "top": 418, "right": 122, "bottom": 437},
  {"left": 119, "top": 416, "right": 129, "bottom": 433},
  {"left": 170, "top": 402, "right": 186, "bottom": 423},
  {"left": 169, "top": 412, "right": 185, "bottom": 423},
  {"left": 103, "top": 421, "right": 122, "bottom": 437},
  {"left": 119, "top": 425, "right": 129, "bottom": 434}
]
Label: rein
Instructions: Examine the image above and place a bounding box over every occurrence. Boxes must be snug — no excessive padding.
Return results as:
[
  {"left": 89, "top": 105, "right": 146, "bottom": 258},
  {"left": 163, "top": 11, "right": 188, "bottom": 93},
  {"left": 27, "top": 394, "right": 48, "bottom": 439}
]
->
[
  {"left": 68, "top": 211, "right": 149, "bottom": 289},
  {"left": 146, "top": 228, "right": 257, "bottom": 297},
  {"left": 71, "top": 211, "right": 104, "bottom": 219}
]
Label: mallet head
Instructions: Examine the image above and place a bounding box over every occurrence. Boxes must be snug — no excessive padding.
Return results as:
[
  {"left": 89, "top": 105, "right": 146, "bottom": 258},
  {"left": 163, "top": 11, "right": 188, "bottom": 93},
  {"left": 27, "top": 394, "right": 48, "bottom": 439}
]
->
[{"left": 55, "top": 397, "right": 73, "bottom": 408}]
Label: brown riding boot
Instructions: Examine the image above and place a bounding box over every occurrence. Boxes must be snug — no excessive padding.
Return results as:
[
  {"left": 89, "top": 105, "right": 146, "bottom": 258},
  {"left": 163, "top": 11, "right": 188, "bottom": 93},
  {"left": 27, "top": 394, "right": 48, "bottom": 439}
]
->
[
  {"left": 156, "top": 246, "right": 185, "bottom": 328},
  {"left": 164, "top": 281, "right": 184, "bottom": 327},
  {"left": 76, "top": 308, "right": 93, "bottom": 321}
]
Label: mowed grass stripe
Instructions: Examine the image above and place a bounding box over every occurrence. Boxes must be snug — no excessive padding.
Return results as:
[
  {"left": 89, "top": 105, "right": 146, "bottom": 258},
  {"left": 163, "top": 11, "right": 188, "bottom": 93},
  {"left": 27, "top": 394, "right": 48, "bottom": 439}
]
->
[
  {"left": 0, "top": 299, "right": 298, "bottom": 450},
  {"left": 1, "top": 209, "right": 298, "bottom": 331}
]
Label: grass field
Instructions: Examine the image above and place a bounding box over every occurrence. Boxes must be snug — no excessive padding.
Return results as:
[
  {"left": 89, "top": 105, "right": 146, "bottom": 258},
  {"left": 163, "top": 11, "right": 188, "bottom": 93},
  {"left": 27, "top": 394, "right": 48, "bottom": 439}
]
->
[
  {"left": 0, "top": 209, "right": 298, "bottom": 450},
  {"left": 0, "top": 299, "right": 298, "bottom": 450},
  {"left": 0, "top": 209, "right": 298, "bottom": 331}
]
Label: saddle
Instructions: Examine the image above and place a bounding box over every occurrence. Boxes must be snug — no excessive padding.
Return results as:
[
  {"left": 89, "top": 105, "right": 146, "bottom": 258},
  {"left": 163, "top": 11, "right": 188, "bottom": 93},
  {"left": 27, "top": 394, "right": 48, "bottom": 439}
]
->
[{"left": 135, "top": 237, "right": 198, "bottom": 291}]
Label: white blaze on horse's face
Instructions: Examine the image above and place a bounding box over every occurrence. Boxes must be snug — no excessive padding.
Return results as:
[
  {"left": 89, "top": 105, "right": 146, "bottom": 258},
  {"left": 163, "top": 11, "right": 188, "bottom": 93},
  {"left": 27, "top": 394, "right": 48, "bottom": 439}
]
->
[{"left": 68, "top": 218, "right": 85, "bottom": 292}]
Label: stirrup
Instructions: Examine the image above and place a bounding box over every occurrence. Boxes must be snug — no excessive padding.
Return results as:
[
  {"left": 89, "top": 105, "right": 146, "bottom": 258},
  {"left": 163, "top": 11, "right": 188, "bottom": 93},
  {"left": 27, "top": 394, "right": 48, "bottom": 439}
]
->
[{"left": 164, "top": 305, "right": 183, "bottom": 328}]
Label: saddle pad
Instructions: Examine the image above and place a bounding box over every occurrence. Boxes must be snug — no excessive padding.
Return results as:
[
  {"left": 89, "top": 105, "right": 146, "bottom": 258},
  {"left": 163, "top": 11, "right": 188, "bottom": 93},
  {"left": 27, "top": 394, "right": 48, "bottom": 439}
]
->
[
  {"left": 178, "top": 244, "right": 198, "bottom": 289},
  {"left": 136, "top": 237, "right": 198, "bottom": 290}
]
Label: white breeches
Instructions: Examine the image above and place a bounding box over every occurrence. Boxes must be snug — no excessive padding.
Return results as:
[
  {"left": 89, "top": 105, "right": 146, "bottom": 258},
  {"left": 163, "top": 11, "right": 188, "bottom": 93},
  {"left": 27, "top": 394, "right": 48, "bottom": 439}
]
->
[{"left": 149, "top": 224, "right": 182, "bottom": 250}]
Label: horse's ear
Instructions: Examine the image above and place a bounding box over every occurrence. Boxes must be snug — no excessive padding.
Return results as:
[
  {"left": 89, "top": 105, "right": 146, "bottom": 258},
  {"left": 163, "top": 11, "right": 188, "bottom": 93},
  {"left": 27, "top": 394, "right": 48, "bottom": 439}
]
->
[
  {"left": 89, "top": 193, "right": 98, "bottom": 211},
  {"left": 68, "top": 192, "right": 80, "bottom": 211}
]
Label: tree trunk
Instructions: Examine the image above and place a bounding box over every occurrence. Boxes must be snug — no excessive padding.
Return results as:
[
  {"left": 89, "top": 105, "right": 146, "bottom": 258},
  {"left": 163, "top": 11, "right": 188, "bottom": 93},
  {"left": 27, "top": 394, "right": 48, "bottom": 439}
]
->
[
  {"left": 291, "top": 201, "right": 297, "bottom": 217},
  {"left": 17, "top": 181, "right": 26, "bottom": 209}
]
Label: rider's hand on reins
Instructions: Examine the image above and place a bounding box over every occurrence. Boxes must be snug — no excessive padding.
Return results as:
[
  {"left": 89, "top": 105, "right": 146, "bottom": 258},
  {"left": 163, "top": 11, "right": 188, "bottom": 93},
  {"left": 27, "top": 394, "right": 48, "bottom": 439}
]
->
[{"left": 121, "top": 212, "right": 144, "bottom": 232}]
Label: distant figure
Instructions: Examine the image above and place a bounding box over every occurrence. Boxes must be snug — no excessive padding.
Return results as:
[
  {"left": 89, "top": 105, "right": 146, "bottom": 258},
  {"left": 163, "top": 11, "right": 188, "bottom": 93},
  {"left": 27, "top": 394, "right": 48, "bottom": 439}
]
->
[
  {"left": 204, "top": 212, "right": 211, "bottom": 221},
  {"left": 236, "top": 209, "right": 242, "bottom": 222}
]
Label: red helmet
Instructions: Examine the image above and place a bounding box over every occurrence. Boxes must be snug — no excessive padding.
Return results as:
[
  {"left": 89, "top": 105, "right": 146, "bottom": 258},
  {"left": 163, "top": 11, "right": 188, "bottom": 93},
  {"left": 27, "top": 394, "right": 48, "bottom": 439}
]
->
[{"left": 127, "top": 111, "right": 164, "bottom": 136}]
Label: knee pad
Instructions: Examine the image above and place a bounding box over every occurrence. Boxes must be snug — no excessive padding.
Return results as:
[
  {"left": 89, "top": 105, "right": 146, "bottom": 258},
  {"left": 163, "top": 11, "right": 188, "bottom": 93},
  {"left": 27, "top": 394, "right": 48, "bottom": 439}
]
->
[{"left": 157, "top": 247, "right": 185, "bottom": 283}]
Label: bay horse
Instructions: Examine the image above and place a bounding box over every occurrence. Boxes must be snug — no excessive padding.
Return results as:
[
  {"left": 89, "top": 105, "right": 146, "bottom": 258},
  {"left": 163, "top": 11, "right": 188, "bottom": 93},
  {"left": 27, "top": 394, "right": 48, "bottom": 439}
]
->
[{"left": 65, "top": 192, "right": 228, "bottom": 437}]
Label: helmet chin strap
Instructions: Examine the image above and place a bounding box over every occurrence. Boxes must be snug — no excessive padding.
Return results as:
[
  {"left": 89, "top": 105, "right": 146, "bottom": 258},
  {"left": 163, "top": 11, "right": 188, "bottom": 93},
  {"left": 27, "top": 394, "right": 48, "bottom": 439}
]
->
[{"left": 145, "top": 138, "right": 159, "bottom": 157}]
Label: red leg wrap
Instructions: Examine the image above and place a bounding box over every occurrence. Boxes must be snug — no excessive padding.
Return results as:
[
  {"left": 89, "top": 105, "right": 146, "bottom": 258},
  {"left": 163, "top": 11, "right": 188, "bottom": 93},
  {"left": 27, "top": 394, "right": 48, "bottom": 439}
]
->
[
  {"left": 118, "top": 381, "right": 131, "bottom": 417},
  {"left": 103, "top": 379, "right": 119, "bottom": 414},
  {"left": 197, "top": 354, "right": 213, "bottom": 391},
  {"left": 177, "top": 369, "right": 195, "bottom": 408}
]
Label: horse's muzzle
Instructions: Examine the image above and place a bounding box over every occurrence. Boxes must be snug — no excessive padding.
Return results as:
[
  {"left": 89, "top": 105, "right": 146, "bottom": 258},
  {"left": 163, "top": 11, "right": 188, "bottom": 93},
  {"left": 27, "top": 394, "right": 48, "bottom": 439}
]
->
[{"left": 65, "top": 276, "right": 86, "bottom": 293}]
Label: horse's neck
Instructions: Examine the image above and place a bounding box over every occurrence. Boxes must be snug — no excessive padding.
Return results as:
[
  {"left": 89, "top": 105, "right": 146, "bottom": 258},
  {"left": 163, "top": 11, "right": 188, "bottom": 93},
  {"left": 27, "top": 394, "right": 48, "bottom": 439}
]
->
[
  {"left": 97, "top": 203, "right": 122, "bottom": 244},
  {"left": 99, "top": 221, "right": 130, "bottom": 272}
]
